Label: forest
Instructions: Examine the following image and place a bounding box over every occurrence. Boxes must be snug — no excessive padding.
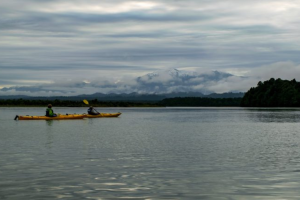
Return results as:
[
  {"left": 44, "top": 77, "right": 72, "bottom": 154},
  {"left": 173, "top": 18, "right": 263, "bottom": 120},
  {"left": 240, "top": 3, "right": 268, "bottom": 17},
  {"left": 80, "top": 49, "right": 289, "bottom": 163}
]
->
[{"left": 240, "top": 78, "right": 300, "bottom": 107}]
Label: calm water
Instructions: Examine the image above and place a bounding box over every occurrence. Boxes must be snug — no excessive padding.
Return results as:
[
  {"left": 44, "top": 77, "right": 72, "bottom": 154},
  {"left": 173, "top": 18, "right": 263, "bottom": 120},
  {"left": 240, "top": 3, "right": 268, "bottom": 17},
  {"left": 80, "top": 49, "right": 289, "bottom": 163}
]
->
[{"left": 1, "top": 107, "right": 300, "bottom": 199}]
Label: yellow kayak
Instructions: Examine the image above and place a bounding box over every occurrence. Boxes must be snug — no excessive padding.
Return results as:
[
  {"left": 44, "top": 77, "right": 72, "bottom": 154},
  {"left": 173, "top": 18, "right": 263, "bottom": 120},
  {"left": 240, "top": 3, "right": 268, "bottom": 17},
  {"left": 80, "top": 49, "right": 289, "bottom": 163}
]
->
[
  {"left": 15, "top": 114, "right": 85, "bottom": 120},
  {"left": 84, "top": 112, "right": 122, "bottom": 118}
]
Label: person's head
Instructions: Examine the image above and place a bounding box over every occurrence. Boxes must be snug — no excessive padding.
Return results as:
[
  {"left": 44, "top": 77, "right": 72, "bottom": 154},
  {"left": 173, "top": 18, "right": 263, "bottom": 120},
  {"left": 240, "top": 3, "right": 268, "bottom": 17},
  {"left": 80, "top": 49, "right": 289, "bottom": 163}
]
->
[
  {"left": 48, "top": 104, "right": 52, "bottom": 108},
  {"left": 90, "top": 106, "right": 93, "bottom": 108}
]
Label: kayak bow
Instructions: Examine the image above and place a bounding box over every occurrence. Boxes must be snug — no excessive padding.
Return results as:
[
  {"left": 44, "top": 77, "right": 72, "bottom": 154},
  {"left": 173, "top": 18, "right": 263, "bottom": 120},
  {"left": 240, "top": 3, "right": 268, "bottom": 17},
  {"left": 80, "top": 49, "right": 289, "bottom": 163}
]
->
[{"left": 84, "top": 112, "right": 121, "bottom": 118}]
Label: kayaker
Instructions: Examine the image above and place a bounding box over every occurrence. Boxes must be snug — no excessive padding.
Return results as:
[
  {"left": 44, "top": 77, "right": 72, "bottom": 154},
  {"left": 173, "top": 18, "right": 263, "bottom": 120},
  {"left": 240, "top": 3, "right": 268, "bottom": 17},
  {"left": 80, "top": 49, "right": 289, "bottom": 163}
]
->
[
  {"left": 46, "top": 104, "right": 57, "bottom": 117},
  {"left": 87, "top": 106, "right": 100, "bottom": 115}
]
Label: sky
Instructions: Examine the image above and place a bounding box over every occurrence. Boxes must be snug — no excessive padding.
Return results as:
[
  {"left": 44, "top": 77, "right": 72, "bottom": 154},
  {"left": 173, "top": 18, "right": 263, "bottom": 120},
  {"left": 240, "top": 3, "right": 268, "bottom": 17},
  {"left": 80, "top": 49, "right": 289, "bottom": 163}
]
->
[{"left": 1, "top": 0, "right": 300, "bottom": 96}]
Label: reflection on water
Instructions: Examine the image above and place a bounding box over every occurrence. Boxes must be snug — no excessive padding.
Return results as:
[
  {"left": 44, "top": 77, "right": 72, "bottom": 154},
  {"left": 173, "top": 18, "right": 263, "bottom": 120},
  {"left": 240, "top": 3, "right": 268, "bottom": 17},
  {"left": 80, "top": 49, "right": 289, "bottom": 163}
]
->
[
  {"left": 244, "top": 108, "right": 300, "bottom": 123},
  {"left": 46, "top": 120, "right": 53, "bottom": 126},
  {"left": 1, "top": 107, "right": 300, "bottom": 199}
]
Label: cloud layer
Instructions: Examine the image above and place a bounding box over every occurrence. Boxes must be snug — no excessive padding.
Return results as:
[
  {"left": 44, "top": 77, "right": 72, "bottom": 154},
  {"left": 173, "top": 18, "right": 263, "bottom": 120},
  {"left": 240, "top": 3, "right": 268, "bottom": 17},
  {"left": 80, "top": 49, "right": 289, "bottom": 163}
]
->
[
  {"left": 1, "top": 0, "right": 300, "bottom": 95},
  {"left": 1, "top": 62, "right": 300, "bottom": 96}
]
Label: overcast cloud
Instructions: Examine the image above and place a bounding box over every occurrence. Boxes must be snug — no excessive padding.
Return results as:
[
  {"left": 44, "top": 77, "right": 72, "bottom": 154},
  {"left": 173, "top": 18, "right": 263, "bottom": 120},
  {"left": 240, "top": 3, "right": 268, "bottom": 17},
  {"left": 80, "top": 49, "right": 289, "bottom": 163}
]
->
[{"left": 1, "top": 0, "right": 300, "bottom": 95}]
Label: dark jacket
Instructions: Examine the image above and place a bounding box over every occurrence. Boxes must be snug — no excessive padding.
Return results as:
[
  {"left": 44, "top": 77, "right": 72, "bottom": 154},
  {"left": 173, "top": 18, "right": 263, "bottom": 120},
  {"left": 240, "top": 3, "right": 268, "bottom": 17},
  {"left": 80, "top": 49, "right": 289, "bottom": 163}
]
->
[{"left": 87, "top": 108, "right": 99, "bottom": 115}]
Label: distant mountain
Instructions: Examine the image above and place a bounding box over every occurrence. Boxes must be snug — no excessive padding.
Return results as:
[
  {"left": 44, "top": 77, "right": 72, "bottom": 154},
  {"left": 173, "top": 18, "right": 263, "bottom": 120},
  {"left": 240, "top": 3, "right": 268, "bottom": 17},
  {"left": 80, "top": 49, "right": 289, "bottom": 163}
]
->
[
  {"left": 0, "top": 95, "right": 30, "bottom": 99},
  {"left": 0, "top": 68, "right": 247, "bottom": 97},
  {"left": 206, "top": 92, "right": 245, "bottom": 98},
  {"left": 0, "top": 92, "right": 244, "bottom": 101}
]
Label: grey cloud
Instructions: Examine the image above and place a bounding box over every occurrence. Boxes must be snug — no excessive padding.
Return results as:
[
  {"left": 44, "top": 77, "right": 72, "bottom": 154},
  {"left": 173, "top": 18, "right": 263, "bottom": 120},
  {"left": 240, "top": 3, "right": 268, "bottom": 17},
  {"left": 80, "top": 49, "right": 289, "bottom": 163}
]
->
[
  {"left": 0, "top": 64, "right": 156, "bottom": 71},
  {"left": 1, "top": 0, "right": 300, "bottom": 92},
  {"left": 247, "top": 61, "right": 300, "bottom": 81},
  {"left": 0, "top": 69, "right": 236, "bottom": 95},
  {"left": 0, "top": 86, "right": 64, "bottom": 93},
  {"left": 0, "top": 11, "right": 212, "bottom": 33},
  {"left": 61, "top": 12, "right": 207, "bottom": 23}
]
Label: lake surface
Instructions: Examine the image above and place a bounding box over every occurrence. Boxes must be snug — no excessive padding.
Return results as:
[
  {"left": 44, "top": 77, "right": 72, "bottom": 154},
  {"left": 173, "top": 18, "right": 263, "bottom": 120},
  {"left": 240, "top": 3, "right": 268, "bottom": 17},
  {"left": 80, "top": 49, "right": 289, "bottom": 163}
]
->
[{"left": 1, "top": 107, "right": 300, "bottom": 199}]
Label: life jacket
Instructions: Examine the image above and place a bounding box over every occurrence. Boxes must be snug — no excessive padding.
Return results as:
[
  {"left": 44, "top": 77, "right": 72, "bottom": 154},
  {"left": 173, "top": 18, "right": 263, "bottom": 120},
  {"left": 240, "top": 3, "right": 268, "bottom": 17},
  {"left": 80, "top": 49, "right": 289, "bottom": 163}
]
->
[{"left": 46, "top": 108, "right": 54, "bottom": 116}]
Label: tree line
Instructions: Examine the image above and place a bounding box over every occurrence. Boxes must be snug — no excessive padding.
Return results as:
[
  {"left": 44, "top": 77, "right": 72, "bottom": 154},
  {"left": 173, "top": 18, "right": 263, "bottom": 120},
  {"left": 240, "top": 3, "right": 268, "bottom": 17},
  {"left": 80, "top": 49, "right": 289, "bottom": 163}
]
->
[
  {"left": 240, "top": 78, "right": 300, "bottom": 107},
  {"left": 0, "top": 97, "right": 242, "bottom": 107}
]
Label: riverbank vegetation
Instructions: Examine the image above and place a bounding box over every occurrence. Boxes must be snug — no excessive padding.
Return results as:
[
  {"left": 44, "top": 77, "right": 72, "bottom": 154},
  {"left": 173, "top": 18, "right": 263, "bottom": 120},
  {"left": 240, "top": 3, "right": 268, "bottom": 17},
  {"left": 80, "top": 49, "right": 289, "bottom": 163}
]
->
[{"left": 0, "top": 97, "right": 242, "bottom": 107}]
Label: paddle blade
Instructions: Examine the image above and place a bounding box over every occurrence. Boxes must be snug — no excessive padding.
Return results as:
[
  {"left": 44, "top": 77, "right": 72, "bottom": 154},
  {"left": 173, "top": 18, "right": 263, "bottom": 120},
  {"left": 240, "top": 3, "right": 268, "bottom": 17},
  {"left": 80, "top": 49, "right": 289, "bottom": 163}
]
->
[{"left": 83, "top": 99, "right": 89, "bottom": 105}]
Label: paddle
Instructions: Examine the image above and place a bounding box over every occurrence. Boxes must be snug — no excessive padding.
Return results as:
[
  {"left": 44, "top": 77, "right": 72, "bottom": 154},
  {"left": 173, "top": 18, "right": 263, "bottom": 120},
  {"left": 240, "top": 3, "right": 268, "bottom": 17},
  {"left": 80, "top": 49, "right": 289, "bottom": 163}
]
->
[
  {"left": 83, "top": 99, "right": 89, "bottom": 105},
  {"left": 83, "top": 99, "right": 100, "bottom": 114}
]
